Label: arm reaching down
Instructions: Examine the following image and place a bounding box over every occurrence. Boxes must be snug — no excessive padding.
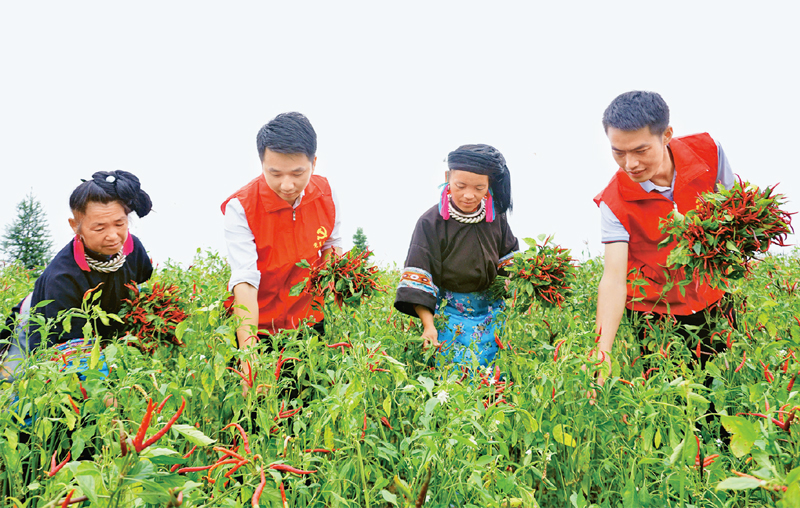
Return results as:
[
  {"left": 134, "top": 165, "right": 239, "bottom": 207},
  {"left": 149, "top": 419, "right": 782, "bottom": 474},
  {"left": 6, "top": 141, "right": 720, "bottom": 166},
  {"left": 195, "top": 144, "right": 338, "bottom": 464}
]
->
[{"left": 595, "top": 241, "right": 629, "bottom": 384}]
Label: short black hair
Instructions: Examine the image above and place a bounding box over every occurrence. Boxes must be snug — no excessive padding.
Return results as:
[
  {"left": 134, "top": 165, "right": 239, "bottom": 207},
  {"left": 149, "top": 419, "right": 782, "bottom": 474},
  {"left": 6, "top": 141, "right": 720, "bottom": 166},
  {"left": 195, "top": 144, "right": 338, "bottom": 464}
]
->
[
  {"left": 602, "top": 91, "right": 670, "bottom": 135},
  {"left": 69, "top": 170, "right": 152, "bottom": 218},
  {"left": 256, "top": 112, "right": 317, "bottom": 161}
]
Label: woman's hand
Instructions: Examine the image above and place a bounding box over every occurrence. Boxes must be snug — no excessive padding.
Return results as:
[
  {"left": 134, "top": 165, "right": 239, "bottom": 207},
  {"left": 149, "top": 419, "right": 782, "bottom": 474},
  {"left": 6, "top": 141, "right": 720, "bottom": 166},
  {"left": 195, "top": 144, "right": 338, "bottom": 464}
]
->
[
  {"left": 421, "top": 327, "right": 440, "bottom": 350},
  {"left": 414, "top": 305, "right": 439, "bottom": 350}
]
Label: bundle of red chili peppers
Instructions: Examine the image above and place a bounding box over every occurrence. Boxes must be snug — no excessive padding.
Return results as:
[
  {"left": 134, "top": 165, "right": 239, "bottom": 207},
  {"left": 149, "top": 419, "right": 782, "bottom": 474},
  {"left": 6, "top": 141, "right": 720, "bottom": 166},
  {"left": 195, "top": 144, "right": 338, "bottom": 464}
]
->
[
  {"left": 659, "top": 179, "right": 794, "bottom": 288},
  {"left": 119, "top": 283, "right": 189, "bottom": 353},
  {"left": 290, "top": 249, "right": 384, "bottom": 308},
  {"left": 491, "top": 236, "right": 576, "bottom": 309}
]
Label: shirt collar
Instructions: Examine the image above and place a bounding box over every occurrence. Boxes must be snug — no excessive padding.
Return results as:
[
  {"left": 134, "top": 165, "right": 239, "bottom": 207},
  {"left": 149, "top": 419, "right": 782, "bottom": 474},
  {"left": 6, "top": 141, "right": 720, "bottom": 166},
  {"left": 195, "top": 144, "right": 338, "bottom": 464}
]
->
[
  {"left": 292, "top": 190, "right": 306, "bottom": 209},
  {"left": 639, "top": 170, "right": 677, "bottom": 194}
]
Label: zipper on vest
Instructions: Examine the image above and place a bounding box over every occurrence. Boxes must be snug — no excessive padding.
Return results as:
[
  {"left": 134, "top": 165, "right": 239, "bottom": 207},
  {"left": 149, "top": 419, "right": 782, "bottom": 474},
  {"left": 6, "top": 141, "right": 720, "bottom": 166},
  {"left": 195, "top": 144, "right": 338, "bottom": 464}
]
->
[{"left": 292, "top": 209, "right": 296, "bottom": 221}]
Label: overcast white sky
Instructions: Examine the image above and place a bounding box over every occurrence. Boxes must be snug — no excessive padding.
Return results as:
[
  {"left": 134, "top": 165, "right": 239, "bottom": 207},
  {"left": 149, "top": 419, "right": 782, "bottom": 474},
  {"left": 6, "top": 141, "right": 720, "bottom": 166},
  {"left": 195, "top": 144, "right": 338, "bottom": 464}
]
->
[{"left": 2, "top": 1, "right": 799, "bottom": 269}]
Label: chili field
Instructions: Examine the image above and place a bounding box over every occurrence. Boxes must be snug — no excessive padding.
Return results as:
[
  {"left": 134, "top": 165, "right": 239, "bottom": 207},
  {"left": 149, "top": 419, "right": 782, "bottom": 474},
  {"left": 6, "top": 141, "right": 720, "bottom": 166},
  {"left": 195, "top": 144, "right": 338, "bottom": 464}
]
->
[{"left": 1, "top": 247, "right": 799, "bottom": 507}]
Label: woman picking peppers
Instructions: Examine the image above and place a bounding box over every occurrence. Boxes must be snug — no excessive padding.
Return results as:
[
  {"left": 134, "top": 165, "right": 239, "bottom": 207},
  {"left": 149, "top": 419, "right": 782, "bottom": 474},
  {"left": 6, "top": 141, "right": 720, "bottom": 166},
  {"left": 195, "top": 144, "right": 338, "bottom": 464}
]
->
[{"left": 394, "top": 144, "right": 519, "bottom": 366}]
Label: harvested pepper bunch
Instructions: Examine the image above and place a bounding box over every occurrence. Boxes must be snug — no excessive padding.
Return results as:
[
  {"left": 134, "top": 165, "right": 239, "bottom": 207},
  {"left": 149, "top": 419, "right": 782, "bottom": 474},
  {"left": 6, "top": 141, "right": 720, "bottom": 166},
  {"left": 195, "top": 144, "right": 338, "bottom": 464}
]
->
[
  {"left": 659, "top": 179, "right": 793, "bottom": 287},
  {"left": 491, "top": 236, "right": 576, "bottom": 309},
  {"left": 290, "top": 249, "right": 385, "bottom": 308},
  {"left": 119, "top": 282, "right": 189, "bottom": 353}
]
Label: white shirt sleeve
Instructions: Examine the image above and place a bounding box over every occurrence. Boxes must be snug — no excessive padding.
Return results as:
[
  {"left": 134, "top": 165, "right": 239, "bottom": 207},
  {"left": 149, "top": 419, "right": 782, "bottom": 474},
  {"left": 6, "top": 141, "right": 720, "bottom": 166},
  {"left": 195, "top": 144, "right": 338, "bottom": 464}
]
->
[
  {"left": 322, "top": 186, "right": 343, "bottom": 250},
  {"left": 599, "top": 201, "right": 630, "bottom": 243},
  {"left": 223, "top": 198, "right": 261, "bottom": 291},
  {"left": 716, "top": 141, "right": 735, "bottom": 190}
]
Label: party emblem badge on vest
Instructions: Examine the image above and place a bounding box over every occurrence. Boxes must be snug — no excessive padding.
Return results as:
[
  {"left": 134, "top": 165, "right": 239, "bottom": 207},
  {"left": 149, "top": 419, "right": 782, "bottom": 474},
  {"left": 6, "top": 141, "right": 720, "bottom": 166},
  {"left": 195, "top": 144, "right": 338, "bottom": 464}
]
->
[{"left": 314, "top": 226, "right": 328, "bottom": 249}]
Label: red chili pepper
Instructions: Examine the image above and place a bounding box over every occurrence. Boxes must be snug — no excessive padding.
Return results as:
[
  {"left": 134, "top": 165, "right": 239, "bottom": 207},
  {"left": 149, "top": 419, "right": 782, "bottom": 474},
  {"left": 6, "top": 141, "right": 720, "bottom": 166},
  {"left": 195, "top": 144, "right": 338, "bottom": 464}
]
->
[
  {"left": 60, "top": 489, "right": 75, "bottom": 508},
  {"left": 361, "top": 413, "right": 367, "bottom": 440},
  {"left": 177, "top": 464, "right": 219, "bottom": 474},
  {"left": 380, "top": 416, "right": 393, "bottom": 430},
  {"left": 46, "top": 450, "right": 70, "bottom": 477},
  {"left": 269, "top": 464, "right": 318, "bottom": 475},
  {"left": 222, "top": 423, "right": 252, "bottom": 454},
  {"left": 279, "top": 481, "right": 288, "bottom": 508},
  {"left": 759, "top": 360, "right": 774, "bottom": 383},
  {"left": 695, "top": 340, "right": 702, "bottom": 359},
  {"left": 734, "top": 352, "right": 747, "bottom": 373},
  {"left": 275, "top": 348, "right": 301, "bottom": 381},
  {"left": 494, "top": 335, "right": 505, "bottom": 350},
  {"left": 553, "top": 340, "right": 565, "bottom": 361},
  {"left": 134, "top": 397, "right": 186, "bottom": 453},
  {"left": 214, "top": 446, "right": 246, "bottom": 461},
  {"left": 788, "top": 374, "right": 796, "bottom": 392},
  {"left": 67, "top": 395, "right": 80, "bottom": 415},
  {"left": 170, "top": 445, "right": 199, "bottom": 472},
  {"left": 78, "top": 382, "right": 88, "bottom": 401},
  {"left": 157, "top": 394, "right": 173, "bottom": 414},
  {"left": 643, "top": 367, "right": 659, "bottom": 380},
  {"left": 622, "top": 414, "right": 631, "bottom": 426},
  {"left": 224, "top": 459, "right": 249, "bottom": 478},
  {"left": 326, "top": 342, "right": 351, "bottom": 349}
]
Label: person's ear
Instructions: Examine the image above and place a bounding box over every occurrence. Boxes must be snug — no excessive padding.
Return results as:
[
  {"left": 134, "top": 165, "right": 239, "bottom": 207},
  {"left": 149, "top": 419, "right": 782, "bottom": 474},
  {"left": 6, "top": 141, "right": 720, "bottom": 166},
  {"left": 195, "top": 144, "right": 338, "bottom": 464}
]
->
[
  {"left": 310, "top": 156, "right": 317, "bottom": 175},
  {"left": 68, "top": 217, "right": 79, "bottom": 235},
  {"left": 662, "top": 126, "right": 673, "bottom": 145}
]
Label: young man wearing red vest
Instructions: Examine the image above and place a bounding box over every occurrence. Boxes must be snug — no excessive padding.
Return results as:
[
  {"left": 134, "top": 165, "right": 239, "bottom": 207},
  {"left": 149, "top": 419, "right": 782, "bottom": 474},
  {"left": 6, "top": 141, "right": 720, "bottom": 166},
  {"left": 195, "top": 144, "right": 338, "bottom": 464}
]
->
[
  {"left": 221, "top": 112, "right": 341, "bottom": 362},
  {"left": 594, "top": 91, "right": 734, "bottom": 385}
]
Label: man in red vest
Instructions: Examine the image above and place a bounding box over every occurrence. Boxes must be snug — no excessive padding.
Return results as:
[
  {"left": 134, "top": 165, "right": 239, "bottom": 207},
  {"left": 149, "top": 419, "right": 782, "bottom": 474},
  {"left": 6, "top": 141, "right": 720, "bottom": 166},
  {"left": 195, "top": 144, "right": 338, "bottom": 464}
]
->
[
  {"left": 222, "top": 112, "right": 341, "bottom": 361},
  {"left": 594, "top": 91, "right": 734, "bottom": 384}
]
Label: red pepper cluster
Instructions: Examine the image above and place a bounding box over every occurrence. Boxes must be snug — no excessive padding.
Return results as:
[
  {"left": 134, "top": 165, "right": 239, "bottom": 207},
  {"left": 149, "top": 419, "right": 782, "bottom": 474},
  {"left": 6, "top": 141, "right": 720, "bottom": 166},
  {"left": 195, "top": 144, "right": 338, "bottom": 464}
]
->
[
  {"left": 660, "top": 179, "right": 794, "bottom": 287},
  {"left": 290, "top": 249, "right": 384, "bottom": 308},
  {"left": 493, "top": 236, "right": 576, "bottom": 309},
  {"left": 120, "top": 283, "right": 189, "bottom": 354}
]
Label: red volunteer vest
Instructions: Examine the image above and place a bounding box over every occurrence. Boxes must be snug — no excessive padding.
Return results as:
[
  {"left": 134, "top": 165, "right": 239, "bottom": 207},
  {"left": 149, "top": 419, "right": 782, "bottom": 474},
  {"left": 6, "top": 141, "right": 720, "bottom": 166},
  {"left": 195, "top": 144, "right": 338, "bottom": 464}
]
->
[
  {"left": 594, "top": 133, "right": 726, "bottom": 315},
  {"left": 222, "top": 174, "right": 336, "bottom": 333}
]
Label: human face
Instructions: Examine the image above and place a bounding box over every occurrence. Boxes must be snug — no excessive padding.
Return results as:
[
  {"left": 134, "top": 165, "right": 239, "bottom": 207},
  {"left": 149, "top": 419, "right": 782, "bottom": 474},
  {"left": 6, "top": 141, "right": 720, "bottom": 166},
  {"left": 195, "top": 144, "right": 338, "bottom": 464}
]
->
[
  {"left": 607, "top": 126, "right": 674, "bottom": 186},
  {"left": 69, "top": 201, "right": 129, "bottom": 256},
  {"left": 447, "top": 170, "right": 489, "bottom": 213},
  {"left": 261, "top": 149, "right": 316, "bottom": 205}
]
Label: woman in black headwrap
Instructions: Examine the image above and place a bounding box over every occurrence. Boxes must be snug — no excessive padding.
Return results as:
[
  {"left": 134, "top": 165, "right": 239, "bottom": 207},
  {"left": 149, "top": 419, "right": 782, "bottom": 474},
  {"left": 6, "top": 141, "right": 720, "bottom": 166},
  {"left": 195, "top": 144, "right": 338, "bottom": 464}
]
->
[
  {"left": 1, "top": 170, "right": 153, "bottom": 380},
  {"left": 394, "top": 144, "right": 519, "bottom": 366}
]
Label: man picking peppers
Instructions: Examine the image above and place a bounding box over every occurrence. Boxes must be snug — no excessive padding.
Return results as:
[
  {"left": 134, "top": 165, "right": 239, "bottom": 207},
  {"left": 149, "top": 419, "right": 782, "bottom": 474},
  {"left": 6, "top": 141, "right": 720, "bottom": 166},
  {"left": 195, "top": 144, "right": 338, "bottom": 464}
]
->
[
  {"left": 593, "top": 91, "right": 735, "bottom": 383},
  {"left": 221, "top": 112, "right": 342, "bottom": 367}
]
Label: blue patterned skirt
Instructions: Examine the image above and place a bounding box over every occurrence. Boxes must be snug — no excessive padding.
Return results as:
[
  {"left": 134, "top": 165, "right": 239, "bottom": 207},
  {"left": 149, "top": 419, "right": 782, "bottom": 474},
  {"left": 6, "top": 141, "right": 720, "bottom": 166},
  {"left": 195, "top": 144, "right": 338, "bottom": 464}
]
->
[{"left": 436, "top": 290, "right": 505, "bottom": 366}]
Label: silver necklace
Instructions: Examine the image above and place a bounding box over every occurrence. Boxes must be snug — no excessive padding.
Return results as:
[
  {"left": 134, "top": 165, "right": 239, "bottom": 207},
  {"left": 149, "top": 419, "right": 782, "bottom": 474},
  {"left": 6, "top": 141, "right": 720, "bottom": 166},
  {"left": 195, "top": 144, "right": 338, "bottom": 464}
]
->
[
  {"left": 85, "top": 250, "right": 127, "bottom": 273},
  {"left": 449, "top": 198, "right": 486, "bottom": 224}
]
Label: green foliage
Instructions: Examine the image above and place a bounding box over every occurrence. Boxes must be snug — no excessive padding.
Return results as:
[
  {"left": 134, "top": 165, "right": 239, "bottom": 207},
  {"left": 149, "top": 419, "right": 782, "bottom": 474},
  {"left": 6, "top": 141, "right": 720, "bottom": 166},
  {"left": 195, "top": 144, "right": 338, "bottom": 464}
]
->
[
  {"left": 2, "top": 248, "right": 800, "bottom": 507},
  {"left": 1, "top": 191, "right": 54, "bottom": 273},
  {"left": 352, "top": 226, "right": 369, "bottom": 253}
]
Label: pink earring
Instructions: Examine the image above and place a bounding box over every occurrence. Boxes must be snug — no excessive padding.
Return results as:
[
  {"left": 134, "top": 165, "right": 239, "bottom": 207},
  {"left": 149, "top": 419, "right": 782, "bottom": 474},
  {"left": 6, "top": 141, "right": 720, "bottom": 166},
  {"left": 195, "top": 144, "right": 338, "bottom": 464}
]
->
[
  {"left": 439, "top": 184, "right": 451, "bottom": 220},
  {"left": 73, "top": 234, "right": 91, "bottom": 271},
  {"left": 123, "top": 231, "right": 134, "bottom": 255},
  {"left": 485, "top": 190, "right": 495, "bottom": 222}
]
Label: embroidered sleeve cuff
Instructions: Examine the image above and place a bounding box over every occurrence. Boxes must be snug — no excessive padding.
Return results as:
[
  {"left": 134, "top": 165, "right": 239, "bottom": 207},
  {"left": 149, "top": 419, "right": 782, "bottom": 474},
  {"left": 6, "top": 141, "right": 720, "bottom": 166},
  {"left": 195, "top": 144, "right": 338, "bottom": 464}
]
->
[
  {"left": 228, "top": 270, "right": 261, "bottom": 292},
  {"left": 397, "top": 267, "right": 438, "bottom": 296}
]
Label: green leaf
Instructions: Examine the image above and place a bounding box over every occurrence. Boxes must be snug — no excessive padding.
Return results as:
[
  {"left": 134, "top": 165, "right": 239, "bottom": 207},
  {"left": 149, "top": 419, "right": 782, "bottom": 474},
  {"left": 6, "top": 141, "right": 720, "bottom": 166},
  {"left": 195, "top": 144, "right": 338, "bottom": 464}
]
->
[
  {"left": 89, "top": 337, "right": 101, "bottom": 370},
  {"left": 75, "top": 462, "right": 109, "bottom": 504},
  {"left": 716, "top": 476, "right": 762, "bottom": 490},
  {"left": 721, "top": 416, "right": 759, "bottom": 458},
  {"left": 171, "top": 424, "right": 216, "bottom": 446},
  {"left": 289, "top": 281, "right": 306, "bottom": 297},
  {"left": 380, "top": 489, "right": 399, "bottom": 505},
  {"left": 552, "top": 424, "right": 576, "bottom": 447}
]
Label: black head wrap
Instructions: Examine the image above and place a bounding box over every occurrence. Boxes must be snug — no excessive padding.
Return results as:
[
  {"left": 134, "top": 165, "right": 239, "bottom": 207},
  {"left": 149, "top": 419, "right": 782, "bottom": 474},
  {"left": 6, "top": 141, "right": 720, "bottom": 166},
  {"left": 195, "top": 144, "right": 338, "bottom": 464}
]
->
[
  {"left": 447, "top": 144, "right": 512, "bottom": 214},
  {"left": 69, "top": 170, "right": 153, "bottom": 218}
]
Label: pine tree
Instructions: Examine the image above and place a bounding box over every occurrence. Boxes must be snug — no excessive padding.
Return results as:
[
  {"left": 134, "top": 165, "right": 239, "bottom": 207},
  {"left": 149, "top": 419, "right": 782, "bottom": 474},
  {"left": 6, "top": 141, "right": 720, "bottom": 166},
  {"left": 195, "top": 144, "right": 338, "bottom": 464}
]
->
[
  {"left": 352, "top": 227, "right": 369, "bottom": 253},
  {"left": 2, "top": 191, "right": 54, "bottom": 271}
]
